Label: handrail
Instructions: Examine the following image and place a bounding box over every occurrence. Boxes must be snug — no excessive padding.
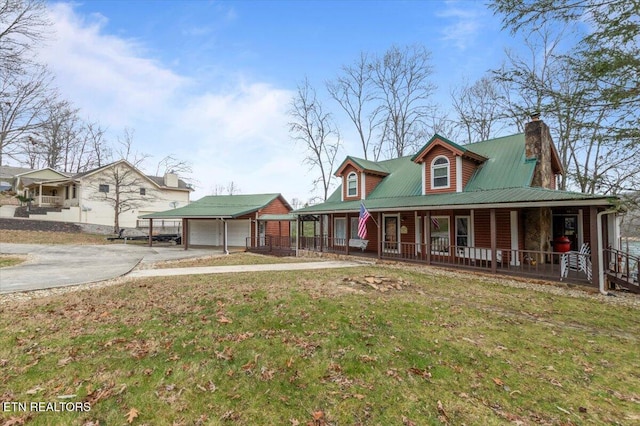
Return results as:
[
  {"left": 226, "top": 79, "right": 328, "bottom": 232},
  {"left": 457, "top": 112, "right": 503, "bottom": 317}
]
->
[{"left": 604, "top": 248, "right": 639, "bottom": 285}]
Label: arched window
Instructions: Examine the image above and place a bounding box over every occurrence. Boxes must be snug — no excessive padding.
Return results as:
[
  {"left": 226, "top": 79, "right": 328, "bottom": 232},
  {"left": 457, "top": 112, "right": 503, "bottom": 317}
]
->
[
  {"left": 431, "top": 156, "right": 449, "bottom": 189},
  {"left": 347, "top": 172, "right": 358, "bottom": 197}
]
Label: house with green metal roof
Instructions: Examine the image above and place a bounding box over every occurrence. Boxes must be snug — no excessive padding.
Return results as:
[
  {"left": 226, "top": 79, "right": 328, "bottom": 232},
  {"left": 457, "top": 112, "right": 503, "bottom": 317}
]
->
[
  {"left": 294, "top": 117, "right": 626, "bottom": 292},
  {"left": 141, "top": 193, "right": 293, "bottom": 253}
]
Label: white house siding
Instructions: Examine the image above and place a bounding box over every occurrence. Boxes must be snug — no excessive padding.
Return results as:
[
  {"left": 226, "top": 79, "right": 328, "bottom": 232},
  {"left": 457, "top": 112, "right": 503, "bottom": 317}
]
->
[
  {"left": 189, "top": 220, "right": 221, "bottom": 246},
  {"left": 79, "top": 165, "right": 190, "bottom": 228}
]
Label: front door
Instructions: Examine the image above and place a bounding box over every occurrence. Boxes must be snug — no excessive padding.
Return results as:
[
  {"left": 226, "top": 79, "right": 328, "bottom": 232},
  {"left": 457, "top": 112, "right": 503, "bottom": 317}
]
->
[
  {"left": 553, "top": 215, "right": 579, "bottom": 251},
  {"left": 383, "top": 215, "right": 399, "bottom": 253}
]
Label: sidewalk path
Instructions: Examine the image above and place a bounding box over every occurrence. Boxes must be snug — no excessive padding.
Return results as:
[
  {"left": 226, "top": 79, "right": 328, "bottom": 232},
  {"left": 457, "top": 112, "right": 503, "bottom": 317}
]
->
[{"left": 127, "top": 261, "right": 364, "bottom": 278}]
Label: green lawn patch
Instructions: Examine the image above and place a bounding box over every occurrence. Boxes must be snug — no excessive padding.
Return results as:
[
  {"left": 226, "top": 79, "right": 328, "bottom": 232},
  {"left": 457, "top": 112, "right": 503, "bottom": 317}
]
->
[
  {"left": 0, "top": 255, "right": 26, "bottom": 268},
  {"left": 1, "top": 266, "right": 638, "bottom": 425}
]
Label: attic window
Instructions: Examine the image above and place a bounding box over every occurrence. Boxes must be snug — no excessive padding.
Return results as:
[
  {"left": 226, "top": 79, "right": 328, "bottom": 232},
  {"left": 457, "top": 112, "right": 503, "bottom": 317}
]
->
[
  {"left": 140, "top": 187, "right": 146, "bottom": 196},
  {"left": 347, "top": 172, "right": 358, "bottom": 197},
  {"left": 432, "top": 156, "right": 449, "bottom": 189},
  {"left": 99, "top": 184, "right": 109, "bottom": 193}
]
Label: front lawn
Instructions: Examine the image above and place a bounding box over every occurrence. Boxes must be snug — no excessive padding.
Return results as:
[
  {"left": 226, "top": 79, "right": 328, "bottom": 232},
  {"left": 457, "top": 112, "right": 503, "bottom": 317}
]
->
[{"left": 1, "top": 266, "right": 638, "bottom": 425}]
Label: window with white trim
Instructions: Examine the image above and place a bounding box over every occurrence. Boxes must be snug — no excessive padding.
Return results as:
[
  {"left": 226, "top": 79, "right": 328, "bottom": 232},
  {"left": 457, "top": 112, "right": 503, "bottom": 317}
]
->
[
  {"left": 334, "top": 217, "right": 346, "bottom": 245},
  {"left": 347, "top": 172, "right": 358, "bottom": 197},
  {"left": 431, "top": 156, "right": 449, "bottom": 189}
]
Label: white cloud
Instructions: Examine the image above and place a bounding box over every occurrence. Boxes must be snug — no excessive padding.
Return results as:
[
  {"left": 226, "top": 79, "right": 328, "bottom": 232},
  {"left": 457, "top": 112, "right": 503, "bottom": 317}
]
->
[
  {"left": 40, "top": 3, "right": 187, "bottom": 127},
  {"left": 437, "top": 2, "right": 486, "bottom": 50},
  {"left": 35, "top": 2, "right": 318, "bottom": 203}
]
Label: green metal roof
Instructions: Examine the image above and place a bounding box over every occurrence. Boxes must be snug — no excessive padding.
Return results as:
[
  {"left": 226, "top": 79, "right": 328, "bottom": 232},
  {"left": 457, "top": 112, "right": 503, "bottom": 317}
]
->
[
  {"left": 464, "top": 133, "right": 536, "bottom": 191},
  {"left": 295, "top": 132, "right": 616, "bottom": 215},
  {"left": 296, "top": 187, "right": 615, "bottom": 214},
  {"left": 141, "top": 193, "right": 284, "bottom": 219},
  {"left": 337, "top": 156, "right": 390, "bottom": 175},
  {"left": 410, "top": 133, "right": 469, "bottom": 161},
  {"left": 258, "top": 213, "right": 297, "bottom": 221}
]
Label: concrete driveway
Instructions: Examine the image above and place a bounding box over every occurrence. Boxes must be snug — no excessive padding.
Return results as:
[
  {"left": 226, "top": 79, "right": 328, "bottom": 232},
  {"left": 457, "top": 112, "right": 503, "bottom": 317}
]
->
[{"left": 0, "top": 243, "right": 221, "bottom": 294}]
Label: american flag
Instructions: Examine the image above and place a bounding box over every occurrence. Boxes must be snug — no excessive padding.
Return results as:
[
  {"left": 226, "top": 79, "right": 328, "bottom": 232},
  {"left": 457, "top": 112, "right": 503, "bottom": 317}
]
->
[{"left": 358, "top": 203, "right": 371, "bottom": 239}]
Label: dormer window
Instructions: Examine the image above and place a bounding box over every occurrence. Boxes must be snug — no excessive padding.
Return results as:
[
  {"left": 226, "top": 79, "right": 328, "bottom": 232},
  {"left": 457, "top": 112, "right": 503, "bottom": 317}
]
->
[
  {"left": 432, "top": 156, "right": 450, "bottom": 189},
  {"left": 347, "top": 172, "right": 358, "bottom": 197}
]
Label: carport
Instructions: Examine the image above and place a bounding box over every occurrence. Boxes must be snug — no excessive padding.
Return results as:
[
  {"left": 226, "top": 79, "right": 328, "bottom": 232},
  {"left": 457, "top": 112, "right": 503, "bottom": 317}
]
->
[{"left": 140, "top": 193, "right": 292, "bottom": 254}]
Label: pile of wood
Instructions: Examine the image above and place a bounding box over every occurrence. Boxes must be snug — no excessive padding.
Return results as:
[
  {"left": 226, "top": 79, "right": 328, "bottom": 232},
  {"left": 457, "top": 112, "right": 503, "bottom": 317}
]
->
[{"left": 341, "top": 275, "right": 409, "bottom": 292}]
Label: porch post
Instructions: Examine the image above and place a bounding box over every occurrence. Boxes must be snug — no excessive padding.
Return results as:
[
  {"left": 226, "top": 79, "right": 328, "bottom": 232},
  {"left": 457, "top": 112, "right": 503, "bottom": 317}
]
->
[
  {"left": 345, "top": 213, "right": 350, "bottom": 255},
  {"left": 223, "top": 219, "right": 229, "bottom": 254},
  {"left": 589, "top": 206, "right": 600, "bottom": 288},
  {"left": 183, "top": 218, "right": 189, "bottom": 250},
  {"left": 490, "top": 208, "right": 497, "bottom": 274},
  {"left": 510, "top": 211, "right": 519, "bottom": 266},
  {"left": 377, "top": 212, "right": 382, "bottom": 259},
  {"left": 319, "top": 215, "right": 324, "bottom": 252},
  {"left": 425, "top": 211, "right": 431, "bottom": 265},
  {"left": 295, "top": 216, "right": 299, "bottom": 257},
  {"left": 148, "top": 219, "right": 153, "bottom": 247}
]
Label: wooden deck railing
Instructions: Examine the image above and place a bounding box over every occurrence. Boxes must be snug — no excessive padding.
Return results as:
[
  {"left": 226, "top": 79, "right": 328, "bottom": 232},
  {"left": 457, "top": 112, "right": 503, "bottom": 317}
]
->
[{"left": 604, "top": 248, "right": 639, "bottom": 293}]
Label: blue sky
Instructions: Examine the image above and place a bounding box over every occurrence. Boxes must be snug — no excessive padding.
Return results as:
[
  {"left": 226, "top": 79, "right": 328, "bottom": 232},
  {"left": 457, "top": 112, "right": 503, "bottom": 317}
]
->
[{"left": 37, "top": 0, "right": 517, "bottom": 203}]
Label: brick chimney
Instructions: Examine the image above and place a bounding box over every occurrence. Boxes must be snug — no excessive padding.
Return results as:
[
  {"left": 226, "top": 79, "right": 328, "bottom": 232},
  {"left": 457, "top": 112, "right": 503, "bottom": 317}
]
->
[{"left": 524, "top": 113, "right": 553, "bottom": 189}]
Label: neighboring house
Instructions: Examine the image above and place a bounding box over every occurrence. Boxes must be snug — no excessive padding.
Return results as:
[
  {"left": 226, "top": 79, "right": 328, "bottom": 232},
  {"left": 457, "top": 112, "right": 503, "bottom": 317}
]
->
[
  {"left": 0, "top": 165, "right": 37, "bottom": 192},
  {"left": 11, "top": 160, "right": 192, "bottom": 229},
  {"left": 294, "top": 116, "right": 626, "bottom": 292},
  {"left": 0, "top": 166, "right": 69, "bottom": 195},
  {"left": 141, "top": 193, "right": 293, "bottom": 253}
]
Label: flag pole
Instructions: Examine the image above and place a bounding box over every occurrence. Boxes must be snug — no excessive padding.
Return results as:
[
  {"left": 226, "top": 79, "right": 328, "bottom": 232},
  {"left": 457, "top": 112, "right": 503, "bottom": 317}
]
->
[{"left": 361, "top": 202, "right": 379, "bottom": 227}]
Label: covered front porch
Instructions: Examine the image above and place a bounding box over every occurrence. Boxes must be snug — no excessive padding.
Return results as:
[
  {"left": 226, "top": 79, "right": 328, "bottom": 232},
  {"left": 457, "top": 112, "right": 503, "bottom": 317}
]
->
[
  {"left": 295, "top": 205, "right": 621, "bottom": 290},
  {"left": 22, "top": 179, "right": 78, "bottom": 208}
]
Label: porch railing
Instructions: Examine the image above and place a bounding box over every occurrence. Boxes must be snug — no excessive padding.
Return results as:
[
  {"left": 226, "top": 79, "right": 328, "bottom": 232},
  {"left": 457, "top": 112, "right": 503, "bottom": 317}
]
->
[
  {"left": 37, "top": 195, "right": 62, "bottom": 206},
  {"left": 246, "top": 236, "right": 295, "bottom": 255},
  {"left": 604, "top": 248, "right": 639, "bottom": 292},
  {"left": 298, "top": 238, "right": 593, "bottom": 284}
]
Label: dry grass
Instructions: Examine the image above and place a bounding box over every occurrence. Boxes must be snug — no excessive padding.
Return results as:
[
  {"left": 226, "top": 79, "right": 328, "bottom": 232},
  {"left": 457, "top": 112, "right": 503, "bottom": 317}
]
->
[
  {"left": 0, "top": 230, "right": 110, "bottom": 245},
  {"left": 1, "top": 264, "right": 639, "bottom": 425}
]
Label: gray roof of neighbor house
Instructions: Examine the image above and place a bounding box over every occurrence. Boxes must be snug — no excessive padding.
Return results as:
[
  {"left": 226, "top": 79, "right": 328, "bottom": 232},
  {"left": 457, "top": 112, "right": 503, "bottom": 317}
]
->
[
  {"left": 296, "top": 133, "right": 615, "bottom": 214},
  {"left": 141, "top": 193, "right": 290, "bottom": 219}
]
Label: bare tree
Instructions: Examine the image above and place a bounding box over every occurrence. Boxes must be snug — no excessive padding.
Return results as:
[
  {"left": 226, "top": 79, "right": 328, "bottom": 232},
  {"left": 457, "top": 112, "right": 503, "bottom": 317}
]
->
[
  {"left": 33, "top": 98, "right": 81, "bottom": 171},
  {"left": 89, "top": 128, "right": 154, "bottom": 233},
  {"left": 486, "top": 24, "right": 640, "bottom": 197},
  {"left": 289, "top": 78, "right": 341, "bottom": 201},
  {"left": 327, "top": 52, "right": 379, "bottom": 160},
  {"left": 0, "top": 65, "right": 50, "bottom": 165},
  {"left": 371, "top": 44, "right": 437, "bottom": 159},
  {"left": 0, "top": 0, "right": 50, "bottom": 74},
  {"left": 451, "top": 76, "right": 507, "bottom": 143},
  {"left": 208, "top": 181, "right": 240, "bottom": 195}
]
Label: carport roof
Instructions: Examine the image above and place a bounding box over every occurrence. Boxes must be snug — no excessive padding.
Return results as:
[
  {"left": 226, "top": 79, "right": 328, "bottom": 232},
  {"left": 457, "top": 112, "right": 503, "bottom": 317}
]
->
[{"left": 141, "top": 193, "right": 288, "bottom": 219}]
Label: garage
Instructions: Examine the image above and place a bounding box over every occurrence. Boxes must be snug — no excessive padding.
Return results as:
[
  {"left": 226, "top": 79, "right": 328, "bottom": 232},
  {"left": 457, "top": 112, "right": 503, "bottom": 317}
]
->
[
  {"left": 140, "top": 193, "right": 293, "bottom": 253},
  {"left": 227, "top": 220, "right": 251, "bottom": 246}
]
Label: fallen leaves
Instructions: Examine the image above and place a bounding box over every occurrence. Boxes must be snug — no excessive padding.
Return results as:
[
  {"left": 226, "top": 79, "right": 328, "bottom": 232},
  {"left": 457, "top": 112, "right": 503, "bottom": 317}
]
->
[
  {"left": 125, "top": 407, "right": 139, "bottom": 424},
  {"left": 436, "top": 400, "right": 449, "bottom": 424}
]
